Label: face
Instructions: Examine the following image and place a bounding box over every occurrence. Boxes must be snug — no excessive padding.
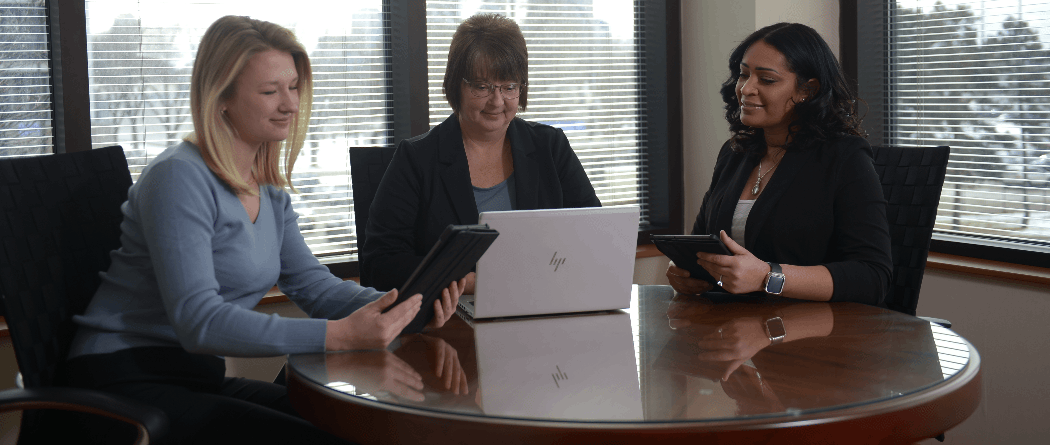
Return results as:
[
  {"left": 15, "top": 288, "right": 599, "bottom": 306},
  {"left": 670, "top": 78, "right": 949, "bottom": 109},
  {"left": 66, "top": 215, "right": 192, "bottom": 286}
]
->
[
  {"left": 223, "top": 49, "right": 300, "bottom": 149},
  {"left": 736, "top": 41, "right": 809, "bottom": 135},
  {"left": 458, "top": 76, "right": 520, "bottom": 138}
]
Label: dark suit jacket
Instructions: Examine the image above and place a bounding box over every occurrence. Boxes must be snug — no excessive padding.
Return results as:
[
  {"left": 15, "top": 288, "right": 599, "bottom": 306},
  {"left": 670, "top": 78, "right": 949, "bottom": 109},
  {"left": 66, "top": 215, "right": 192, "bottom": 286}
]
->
[
  {"left": 691, "top": 136, "right": 892, "bottom": 306},
  {"left": 362, "top": 114, "right": 601, "bottom": 291}
]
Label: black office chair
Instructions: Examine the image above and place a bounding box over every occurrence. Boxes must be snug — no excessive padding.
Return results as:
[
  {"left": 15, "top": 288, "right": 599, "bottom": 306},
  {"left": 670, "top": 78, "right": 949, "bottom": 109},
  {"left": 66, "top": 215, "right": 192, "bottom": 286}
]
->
[
  {"left": 349, "top": 146, "right": 397, "bottom": 288},
  {"left": 871, "top": 145, "right": 951, "bottom": 321},
  {"left": 0, "top": 146, "right": 168, "bottom": 445}
]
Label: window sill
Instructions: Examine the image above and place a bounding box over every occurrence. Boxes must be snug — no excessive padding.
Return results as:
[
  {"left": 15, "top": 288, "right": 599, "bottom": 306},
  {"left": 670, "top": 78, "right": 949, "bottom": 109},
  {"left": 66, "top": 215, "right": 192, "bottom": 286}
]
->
[{"left": 926, "top": 251, "right": 1050, "bottom": 286}]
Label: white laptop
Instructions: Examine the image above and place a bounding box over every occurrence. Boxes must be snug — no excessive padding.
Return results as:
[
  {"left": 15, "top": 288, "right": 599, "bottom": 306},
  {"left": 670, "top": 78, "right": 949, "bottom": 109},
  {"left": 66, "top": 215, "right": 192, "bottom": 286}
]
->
[
  {"left": 472, "top": 310, "right": 642, "bottom": 420},
  {"left": 458, "top": 205, "right": 639, "bottom": 319}
]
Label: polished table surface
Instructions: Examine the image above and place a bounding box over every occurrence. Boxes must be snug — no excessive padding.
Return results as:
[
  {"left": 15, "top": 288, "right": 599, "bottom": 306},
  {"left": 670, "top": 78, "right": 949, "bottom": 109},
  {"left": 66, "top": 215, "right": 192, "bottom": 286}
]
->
[{"left": 287, "top": 285, "right": 981, "bottom": 444}]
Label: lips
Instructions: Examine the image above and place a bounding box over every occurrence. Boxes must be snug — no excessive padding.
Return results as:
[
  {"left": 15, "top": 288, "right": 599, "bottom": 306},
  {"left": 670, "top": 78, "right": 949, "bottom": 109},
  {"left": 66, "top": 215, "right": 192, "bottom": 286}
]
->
[{"left": 740, "top": 101, "right": 762, "bottom": 109}]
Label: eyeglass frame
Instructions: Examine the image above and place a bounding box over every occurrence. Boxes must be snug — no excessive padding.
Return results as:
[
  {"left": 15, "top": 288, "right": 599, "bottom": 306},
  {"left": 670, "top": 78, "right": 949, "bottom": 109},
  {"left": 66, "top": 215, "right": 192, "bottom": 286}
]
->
[{"left": 462, "top": 78, "right": 527, "bottom": 99}]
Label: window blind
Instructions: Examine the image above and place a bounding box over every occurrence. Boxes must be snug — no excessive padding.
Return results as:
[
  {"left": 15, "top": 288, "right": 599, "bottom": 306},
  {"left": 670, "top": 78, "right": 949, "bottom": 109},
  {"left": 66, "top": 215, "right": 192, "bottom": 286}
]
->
[
  {"left": 84, "top": 0, "right": 392, "bottom": 261},
  {"left": 0, "top": 0, "right": 52, "bottom": 157},
  {"left": 425, "top": 1, "right": 649, "bottom": 226},
  {"left": 885, "top": 0, "right": 1050, "bottom": 252}
]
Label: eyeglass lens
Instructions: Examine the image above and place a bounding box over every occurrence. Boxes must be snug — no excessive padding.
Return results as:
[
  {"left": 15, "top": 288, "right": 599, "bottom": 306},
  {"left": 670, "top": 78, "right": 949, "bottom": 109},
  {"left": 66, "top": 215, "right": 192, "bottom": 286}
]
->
[{"left": 466, "top": 80, "right": 521, "bottom": 99}]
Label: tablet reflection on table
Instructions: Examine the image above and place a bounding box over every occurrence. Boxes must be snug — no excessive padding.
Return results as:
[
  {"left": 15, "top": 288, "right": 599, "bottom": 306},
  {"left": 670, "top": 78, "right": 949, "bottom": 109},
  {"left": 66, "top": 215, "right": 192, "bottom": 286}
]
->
[{"left": 472, "top": 310, "right": 642, "bottom": 420}]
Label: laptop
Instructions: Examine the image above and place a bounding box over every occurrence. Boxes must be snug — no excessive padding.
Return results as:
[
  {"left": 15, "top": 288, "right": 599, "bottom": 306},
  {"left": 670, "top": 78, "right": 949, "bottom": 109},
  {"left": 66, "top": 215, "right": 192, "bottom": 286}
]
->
[
  {"left": 472, "top": 310, "right": 642, "bottom": 420},
  {"left": 458, "top": 205, "right": 639, "bottom": 320}
]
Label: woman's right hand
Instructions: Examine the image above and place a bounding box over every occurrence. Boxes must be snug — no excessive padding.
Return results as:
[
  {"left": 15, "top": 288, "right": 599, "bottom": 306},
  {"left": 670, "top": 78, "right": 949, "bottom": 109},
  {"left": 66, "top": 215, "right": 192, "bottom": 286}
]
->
[
  {"left": 326, "top": 289, "right": 421, "bottom": 351},
  {"left": 666, "top": 260, "right": 714, "bottom": 295}
]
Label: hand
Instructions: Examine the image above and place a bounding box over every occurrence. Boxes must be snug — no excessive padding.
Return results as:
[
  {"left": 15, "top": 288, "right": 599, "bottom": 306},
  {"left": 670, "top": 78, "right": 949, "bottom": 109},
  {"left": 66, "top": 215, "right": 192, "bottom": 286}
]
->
[
  {"left": 421, "top": 335, "right": 468, "bottom": 395},
  {"left": 666, "top": 293, "right": 713, "bottom": 329},
  {"left": 325, "top": 289, "right": 421, "bottom": 351},
  {"left": 696, "top": 230, "right": 769, "bottom": 294},
  {"left": 426, "top": 275, "right": 468, "bottom": 330},
  {"left": 694, "top": 317, "right": 770, "bottom": 381},
  {"left": 325, "top": 350, "right": 425, "bottom": 402},
  {"left": 666, "top": 260, "right": 714, "bottom": 295},
  {"left": 461, "top": 272, "right": 476, "bottom": 295}
]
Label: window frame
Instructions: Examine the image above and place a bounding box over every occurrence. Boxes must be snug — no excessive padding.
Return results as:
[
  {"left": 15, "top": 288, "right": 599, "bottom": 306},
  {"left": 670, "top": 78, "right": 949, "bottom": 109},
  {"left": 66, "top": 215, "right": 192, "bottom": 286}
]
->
[
  {"left": 43, "top": 0, "right": 683, "bottom": 278},
  {"left": 844, "top": 0, "right": 1050, "bottom": 270}
]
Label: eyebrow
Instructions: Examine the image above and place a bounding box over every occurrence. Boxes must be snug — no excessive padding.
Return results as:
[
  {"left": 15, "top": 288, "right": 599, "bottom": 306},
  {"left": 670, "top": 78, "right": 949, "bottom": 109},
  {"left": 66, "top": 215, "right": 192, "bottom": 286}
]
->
[{"left": 740, "top": 62, "right": 779, "bottom": 74}]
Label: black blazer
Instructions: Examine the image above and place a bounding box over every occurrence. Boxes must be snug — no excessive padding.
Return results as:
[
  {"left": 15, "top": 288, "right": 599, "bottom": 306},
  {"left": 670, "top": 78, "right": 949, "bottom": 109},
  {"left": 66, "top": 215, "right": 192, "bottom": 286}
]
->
[
  {"left": 362, "top": 114, "right": 601, "bottom": 291},
  {"left": 691, "top": 136, "right": 892, "bottom": 306}
]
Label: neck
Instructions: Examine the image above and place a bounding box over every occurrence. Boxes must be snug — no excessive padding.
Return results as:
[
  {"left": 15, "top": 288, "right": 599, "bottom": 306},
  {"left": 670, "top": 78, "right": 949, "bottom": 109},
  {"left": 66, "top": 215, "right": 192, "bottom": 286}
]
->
[
  {"left": 462, "top": 128, "right": 506, "bottom": 153},
  {"left": 763, "top": 128, "right": 790, "bottom": 148},
  {"left": 231, "top": 139, "right": 261, "bottom": 183}
]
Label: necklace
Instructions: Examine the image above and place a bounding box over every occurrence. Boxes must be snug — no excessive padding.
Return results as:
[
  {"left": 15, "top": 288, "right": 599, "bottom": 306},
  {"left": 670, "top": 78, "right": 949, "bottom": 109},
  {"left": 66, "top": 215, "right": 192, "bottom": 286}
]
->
[{"left": 751, "top": 151, "right": 785, "bottom": 195}]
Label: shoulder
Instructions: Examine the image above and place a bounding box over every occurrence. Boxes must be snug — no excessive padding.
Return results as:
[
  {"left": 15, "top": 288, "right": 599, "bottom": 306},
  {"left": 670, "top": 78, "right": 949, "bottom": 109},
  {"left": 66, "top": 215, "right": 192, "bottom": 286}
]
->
[
  {"left": 514, "top": 118, "right": 566, "bottom": 141},
  {"left": 811, "top": 136, "right": 873, "bottom": 166},
  {"left": 395, "top": 115, "right": 455, "bottom": 162},
  {"left": 136, "top": 141, "right": 220, "bottom": 192}
]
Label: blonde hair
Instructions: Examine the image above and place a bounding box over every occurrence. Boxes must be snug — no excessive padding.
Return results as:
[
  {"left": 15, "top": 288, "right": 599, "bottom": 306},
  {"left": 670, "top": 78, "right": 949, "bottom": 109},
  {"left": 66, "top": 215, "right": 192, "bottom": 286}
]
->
[{"left": 186, "top": 15, "right": 313, "bottom": 195}]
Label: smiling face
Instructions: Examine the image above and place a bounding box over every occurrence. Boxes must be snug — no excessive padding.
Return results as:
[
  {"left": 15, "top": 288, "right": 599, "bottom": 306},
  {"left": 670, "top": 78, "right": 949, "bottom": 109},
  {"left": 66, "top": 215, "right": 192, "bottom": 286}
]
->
[
  {"left": 458, "top": 75, "right": 520, "bottom": 139},
  {"left": 736, "top": 40, "right": 809, "bottom": 136},
  {"left": 223, "top": 49, "right": 299, "bottom": 149}
]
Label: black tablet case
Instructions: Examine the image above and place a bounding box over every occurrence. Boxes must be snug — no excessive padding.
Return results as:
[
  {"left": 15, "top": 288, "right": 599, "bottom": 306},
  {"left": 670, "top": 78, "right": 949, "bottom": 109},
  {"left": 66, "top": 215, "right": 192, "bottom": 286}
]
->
[
  {"left": 650, "top": 234, "right": 732, "bottom": 278},
  {"left": 385, "top": 224, "right": 499, "bottom": 335}
]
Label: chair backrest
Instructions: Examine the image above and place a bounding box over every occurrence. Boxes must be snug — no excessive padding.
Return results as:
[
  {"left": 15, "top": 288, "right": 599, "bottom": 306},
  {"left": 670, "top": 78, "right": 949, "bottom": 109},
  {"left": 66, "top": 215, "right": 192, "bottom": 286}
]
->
[
  {"left": 0, "top": 146, "right": 131, "bottom": 388},
  {"left": 349, "top": 146, "right": 396, "bottom": 287},
  {"left": 870, "top": 145, "right": 951, "bottom": 316}
]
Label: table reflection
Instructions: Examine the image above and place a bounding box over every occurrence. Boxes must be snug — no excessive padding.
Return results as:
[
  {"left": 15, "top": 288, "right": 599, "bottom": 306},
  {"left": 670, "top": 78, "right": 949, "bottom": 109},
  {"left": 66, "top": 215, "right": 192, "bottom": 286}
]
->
[
  {"left": 291, "top": 286, "right": 968, "bottom": 426},
  {"left": 472, "top": 311, "right": 641, "bottom": 420},
  {"left": 644, "top": 291, "right": 948, "bottom": 420}
]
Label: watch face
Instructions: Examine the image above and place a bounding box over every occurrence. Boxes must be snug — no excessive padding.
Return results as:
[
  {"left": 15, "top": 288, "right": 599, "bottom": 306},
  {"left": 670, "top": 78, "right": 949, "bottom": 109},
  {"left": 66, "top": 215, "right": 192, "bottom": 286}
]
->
[{"left": 766, "top": 273, "right": 786, "bottom": 294}]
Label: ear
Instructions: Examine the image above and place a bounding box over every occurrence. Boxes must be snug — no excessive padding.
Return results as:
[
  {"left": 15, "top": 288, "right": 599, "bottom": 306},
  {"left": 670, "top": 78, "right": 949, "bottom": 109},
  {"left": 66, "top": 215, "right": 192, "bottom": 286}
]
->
[{"left": 800, "top": 78, "right": 820, "bottom": 101}]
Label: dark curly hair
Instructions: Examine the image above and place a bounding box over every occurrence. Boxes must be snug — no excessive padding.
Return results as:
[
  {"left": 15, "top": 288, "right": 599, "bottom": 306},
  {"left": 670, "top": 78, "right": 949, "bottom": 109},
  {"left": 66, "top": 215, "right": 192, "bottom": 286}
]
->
[{"left": 720, "top": 23, "right": 864, "bottom": 158}]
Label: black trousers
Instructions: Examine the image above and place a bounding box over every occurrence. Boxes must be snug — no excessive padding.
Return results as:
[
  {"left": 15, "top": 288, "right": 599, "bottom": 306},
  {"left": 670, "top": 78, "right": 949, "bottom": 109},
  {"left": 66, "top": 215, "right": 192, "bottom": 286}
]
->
[{"left": 64, "top": 347, "right": 354, "bottom": 445}]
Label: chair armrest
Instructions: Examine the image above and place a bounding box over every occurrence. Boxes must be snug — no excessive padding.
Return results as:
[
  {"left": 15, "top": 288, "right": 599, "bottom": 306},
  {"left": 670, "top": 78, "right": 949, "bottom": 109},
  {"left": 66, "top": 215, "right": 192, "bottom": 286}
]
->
[
  {"left": 919, "top": 316, "right": 952, "bottom": 329},
  {"left": 0, "top": 387, "right": 168, "bottom": 444}
]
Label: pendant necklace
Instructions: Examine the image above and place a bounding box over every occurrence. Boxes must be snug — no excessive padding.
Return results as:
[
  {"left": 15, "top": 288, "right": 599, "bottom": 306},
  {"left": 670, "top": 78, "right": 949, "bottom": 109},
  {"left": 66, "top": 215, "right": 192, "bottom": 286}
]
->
[{"left": 752, "top": 151, "right": 785, "bottom": 196}]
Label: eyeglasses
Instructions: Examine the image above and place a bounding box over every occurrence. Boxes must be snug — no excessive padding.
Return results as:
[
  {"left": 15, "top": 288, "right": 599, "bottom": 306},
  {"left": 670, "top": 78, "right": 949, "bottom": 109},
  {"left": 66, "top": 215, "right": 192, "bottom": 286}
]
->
[{"left": 463, "top": 78, "right": 525, "bottom": 100}]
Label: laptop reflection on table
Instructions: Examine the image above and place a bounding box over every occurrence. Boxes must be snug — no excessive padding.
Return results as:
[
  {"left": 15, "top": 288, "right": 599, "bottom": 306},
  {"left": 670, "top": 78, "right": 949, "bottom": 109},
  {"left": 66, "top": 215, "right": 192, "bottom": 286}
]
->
[{"left": 471, "top": 310, "right": 642, "bottom": 420}]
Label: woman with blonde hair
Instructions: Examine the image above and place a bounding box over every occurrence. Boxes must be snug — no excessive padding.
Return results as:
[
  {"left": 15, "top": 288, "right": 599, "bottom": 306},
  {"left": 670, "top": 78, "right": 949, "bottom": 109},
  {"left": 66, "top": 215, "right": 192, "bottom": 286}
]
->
[{"left": 65, "top": 15, "right": 462, "bottom": 444}]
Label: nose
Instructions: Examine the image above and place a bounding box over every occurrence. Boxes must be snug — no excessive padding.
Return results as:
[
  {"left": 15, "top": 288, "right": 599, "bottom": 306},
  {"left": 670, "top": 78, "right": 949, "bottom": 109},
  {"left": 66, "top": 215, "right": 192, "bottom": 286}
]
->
[
  {"left": 738, "top": 77, "right": 756, "bottom": 97},
  {"left": 280, "top": 87, "right": 299, "bottom": 113},
  {"left": 487, "top": 87, "right": 506, "bottom": 106}
]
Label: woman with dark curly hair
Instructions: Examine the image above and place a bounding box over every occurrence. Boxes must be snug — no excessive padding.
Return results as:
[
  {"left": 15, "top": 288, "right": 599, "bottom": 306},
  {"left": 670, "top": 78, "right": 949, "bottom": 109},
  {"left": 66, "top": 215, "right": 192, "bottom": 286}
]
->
[{"left": 666, "top": 23, "right": 891, "bottom": 306}]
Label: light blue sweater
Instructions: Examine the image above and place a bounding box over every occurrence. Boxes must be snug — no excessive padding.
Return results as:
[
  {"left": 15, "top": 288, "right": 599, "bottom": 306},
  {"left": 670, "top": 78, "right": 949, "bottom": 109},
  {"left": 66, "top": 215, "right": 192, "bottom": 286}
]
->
[{"left": 70, "top": 142, "right": 383, "bottom": 358}]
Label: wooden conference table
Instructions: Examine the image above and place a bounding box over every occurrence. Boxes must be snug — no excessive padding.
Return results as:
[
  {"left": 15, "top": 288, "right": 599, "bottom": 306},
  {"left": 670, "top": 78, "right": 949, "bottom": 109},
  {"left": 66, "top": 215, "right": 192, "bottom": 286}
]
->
[{"left": 287, "top": 285, "right": 981, "bottom": 444}]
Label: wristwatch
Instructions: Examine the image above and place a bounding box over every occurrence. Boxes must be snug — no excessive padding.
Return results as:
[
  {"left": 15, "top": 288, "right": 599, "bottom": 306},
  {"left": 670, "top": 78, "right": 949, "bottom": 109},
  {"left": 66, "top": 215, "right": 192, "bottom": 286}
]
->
[
  {"left": 764, "top": 316, "right": 786, "bottom": 345},
  {"left": 764, "top": 262, "right": 786, "bottom": 295}
]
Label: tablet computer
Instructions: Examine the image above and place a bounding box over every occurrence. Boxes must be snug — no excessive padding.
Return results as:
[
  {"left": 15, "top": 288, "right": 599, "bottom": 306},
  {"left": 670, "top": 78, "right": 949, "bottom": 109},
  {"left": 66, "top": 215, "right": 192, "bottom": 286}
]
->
[
  {"left": 384, "top": 224, "right": 499, "bottom": 335},
  {"left": 649, "top": 234, "right": 733, "bottom": 278}
]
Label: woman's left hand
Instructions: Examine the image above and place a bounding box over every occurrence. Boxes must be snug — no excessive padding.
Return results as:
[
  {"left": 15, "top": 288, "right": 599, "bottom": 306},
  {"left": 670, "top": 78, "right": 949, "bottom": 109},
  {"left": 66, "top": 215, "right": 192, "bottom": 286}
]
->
[
  {"left": 426, "top": 275, "right": 468, "bottom": 329},
  {"left": 696, "top": 230, "right": 769, "bottom": 294}
]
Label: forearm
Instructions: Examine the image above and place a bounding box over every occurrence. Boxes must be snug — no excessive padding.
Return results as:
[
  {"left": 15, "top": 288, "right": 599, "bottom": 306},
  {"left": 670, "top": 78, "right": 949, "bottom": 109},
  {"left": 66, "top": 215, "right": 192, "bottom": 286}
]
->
[{"left": 777, "top": 264, "right": 834, "bottom": 302}]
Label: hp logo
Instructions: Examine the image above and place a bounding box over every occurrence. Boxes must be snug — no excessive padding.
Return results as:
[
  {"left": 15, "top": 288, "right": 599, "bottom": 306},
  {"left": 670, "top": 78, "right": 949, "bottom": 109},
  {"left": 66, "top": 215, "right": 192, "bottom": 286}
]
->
[{"left": 549, "top": 251, "right": 566, "bottom": 271}]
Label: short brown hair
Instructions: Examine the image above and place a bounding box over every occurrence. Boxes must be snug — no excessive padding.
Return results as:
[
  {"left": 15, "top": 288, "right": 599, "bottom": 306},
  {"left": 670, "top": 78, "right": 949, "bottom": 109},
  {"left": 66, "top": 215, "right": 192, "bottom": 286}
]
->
[
  {"left": 187, "top": 15, "right": 313, "bottom": 195},
  {"left": 443, "top": 13, "right": 528, "bottom": 113}
]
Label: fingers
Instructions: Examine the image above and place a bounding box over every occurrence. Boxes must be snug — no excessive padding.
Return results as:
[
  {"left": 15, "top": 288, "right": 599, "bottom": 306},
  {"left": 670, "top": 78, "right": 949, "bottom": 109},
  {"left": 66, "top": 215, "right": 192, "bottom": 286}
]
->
[
  {"left": 666, "top": 262, "right": 690, "bottom": 278},
  {"left": 720, "top": 230, "right": 749, "bottom": 255},
  {"left": 371, "top": 289, "right": 400, "bottom": 311},
  {"left": 722, "top": 358, "right": 747, "bottom": 381},
  {"left": 382, "top": 294, "right": 421, "bottom": 338}
]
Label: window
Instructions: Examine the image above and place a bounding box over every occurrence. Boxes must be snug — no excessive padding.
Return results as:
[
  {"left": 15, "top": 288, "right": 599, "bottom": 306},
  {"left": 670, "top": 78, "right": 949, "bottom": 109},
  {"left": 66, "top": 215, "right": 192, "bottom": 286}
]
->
[
  {"left": 857, "top": 0, "right": 1050, "bottom": 266},
  {"left": 0, "top": 0, "right": 52, "bottom": 157},
  {"left": 8, "top": 0, "right": 680, "bottom": 276}
]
